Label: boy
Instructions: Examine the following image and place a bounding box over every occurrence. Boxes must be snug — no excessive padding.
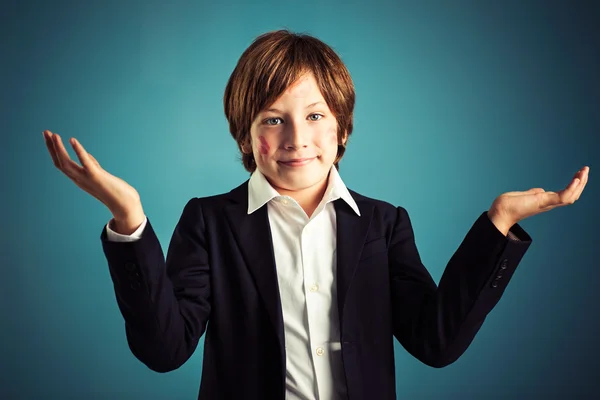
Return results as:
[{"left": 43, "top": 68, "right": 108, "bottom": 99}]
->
[{"left": 43, "top": 29, "right": 589, "bottom": 399}]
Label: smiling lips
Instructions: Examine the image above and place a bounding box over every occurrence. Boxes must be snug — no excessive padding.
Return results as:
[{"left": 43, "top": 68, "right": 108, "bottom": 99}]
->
[{"left": 278, "top": 157, "right": 316, "bottom": 167}]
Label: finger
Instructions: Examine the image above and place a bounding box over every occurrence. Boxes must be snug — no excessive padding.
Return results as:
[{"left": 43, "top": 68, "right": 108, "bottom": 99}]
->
[
  {"left": 568, "top": 178, "right": 582, "bottom": 204},
  {"left": 70, "top": 138, "right": 94, "bottom": 170},
  {"left": 53, "top": 133, "right": 84, "bottom": 175},
  {"left": 537, "top": 190, "right": 570, "bottom": 208},
  {"left": 552, "top": 177, "right": 580, "bottom": 206},
  {"left": 50, "top": 132, "right": 65, "bottom": 169},
  {"left": 544, "top": 167, "right": 587, "bottom": 206},
  {"left": 88, "top": 153, "right": 100, "bottom": 167},
  {"left": 529, "top": 188, "right": 545, "bottom": 194},
  {"left": 565, "top": 177, "right": 580, "bottom": 199},
  {"left": 43, "top": 130, "right": 61, "bottom": 168},
  {"left": 572, "top": 166, "right": 589, "bottom": 201},
  {"left": 571, "top": 166, "right": 587, "bottom": 187}
]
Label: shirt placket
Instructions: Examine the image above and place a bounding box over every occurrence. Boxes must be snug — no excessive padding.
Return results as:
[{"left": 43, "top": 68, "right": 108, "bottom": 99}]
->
[{"left": 302, "top": 212, "right": 335, "bottom": 399}]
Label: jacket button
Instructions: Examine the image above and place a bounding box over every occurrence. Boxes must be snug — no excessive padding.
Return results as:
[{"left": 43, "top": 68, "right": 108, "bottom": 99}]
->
[
  {"left": 125, "top": 262, "right": 137, "bottom": 272},
  {"left": 491, "top": 281, "right": 499, "bottom": 288},
  {"left": 130, "top": 281, "right": 141, "bottom": 290}
]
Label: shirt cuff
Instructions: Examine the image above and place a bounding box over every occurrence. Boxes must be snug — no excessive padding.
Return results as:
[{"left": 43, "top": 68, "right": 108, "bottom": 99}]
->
[
  {"left": 105, "top": 216, "right": 148, "bottom": 242},
  {"left": 507, "top": 229, "right": 520, "bottom": 241}
]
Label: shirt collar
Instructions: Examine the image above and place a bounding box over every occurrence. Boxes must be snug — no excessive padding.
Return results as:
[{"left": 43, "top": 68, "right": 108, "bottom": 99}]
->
[{"left": 247, "top": 166, "right": 361, "bottom": 216}]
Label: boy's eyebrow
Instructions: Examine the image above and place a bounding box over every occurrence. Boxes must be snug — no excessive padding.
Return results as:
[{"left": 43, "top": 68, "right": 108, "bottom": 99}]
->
[{"left": 265, "top": 101, "right": 326, "bottom": 113}]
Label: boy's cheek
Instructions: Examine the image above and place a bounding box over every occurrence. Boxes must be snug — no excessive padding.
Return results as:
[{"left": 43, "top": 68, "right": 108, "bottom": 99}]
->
[
  {"left": 329, "top": 127, "right": 337, "bottom": 143},
  {"left": 318, "top": 126, "right": 338, "bottom": 148},
  {"left": 258, "top": 136, "right": 271, "bottom": 155}
]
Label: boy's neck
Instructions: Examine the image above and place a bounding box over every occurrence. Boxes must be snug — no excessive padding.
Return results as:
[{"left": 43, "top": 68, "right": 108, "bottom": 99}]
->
[{"left": 271, "top": 173, "right": 330, "bottom": 219}]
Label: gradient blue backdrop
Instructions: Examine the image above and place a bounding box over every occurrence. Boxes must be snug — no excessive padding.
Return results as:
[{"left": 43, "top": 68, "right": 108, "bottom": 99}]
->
[{"left": 2, "top": 0, "right": 599, "bottom": 398}]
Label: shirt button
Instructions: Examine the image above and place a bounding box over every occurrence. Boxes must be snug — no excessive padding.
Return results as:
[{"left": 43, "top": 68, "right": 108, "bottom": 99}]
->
[
  {"left": 316, "top": 347, "right": 324, "bottom": 356},
  {"left": 281, "top": 198, "right": 289, "bottom": 205},
  {"left": 310, "top": 284, "right": 319, "bottom": 292}
]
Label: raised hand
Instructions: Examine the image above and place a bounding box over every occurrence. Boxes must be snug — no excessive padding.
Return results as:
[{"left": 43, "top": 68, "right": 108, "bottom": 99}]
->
[
  {"left": 43, "top": 130, "right": 145, "bottom": 233},
  {"left": 487, "top": 166, "right": 590, "bottom": 235}
]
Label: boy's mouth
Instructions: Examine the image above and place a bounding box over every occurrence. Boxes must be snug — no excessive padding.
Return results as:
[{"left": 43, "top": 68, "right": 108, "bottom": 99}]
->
[{"left": 278, "top": 157, "right": 316, "bottom": 167}]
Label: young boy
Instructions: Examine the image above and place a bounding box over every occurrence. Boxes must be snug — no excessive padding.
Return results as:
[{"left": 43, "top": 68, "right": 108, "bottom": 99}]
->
[{"left": 43, "top": 29, "right": 589, "bottom": 400}]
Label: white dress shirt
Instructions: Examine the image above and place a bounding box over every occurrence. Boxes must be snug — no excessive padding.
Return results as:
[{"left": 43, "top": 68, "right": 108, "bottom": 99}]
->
[{"left": 105, "top": 166, "right": 360, "bottom": 400}]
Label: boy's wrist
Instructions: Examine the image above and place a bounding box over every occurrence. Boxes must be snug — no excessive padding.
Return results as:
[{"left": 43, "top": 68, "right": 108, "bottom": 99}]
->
[{"left": 111, "top": 208, "right": 145, "bottom": 235}]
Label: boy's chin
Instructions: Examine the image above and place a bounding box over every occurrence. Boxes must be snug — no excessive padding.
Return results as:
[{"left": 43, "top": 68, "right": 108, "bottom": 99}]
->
[
  {"left": 260, "top": 162, "right": 332, "bottom": 191},
  {"left": 272, "top": 173, "right": 329, "bottom": 193}
]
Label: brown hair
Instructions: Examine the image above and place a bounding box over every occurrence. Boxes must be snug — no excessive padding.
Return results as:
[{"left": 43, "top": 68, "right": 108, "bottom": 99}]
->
[{"left": 223, "top": 29, "right": 355, "bottom": 173}]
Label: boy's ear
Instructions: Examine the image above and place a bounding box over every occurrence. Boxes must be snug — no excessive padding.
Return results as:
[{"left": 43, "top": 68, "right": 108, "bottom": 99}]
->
[
  {"left": 340, "top": 130, "right": 348, "bottom": 146},
  {"left": 240, "top": 137, "right": 252, "bottom": 154}
]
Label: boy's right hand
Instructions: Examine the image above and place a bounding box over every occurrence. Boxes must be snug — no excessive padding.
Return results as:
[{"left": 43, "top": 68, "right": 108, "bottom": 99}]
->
[{"left": 43, "top": 130, "right": 145, "bottom": 234}]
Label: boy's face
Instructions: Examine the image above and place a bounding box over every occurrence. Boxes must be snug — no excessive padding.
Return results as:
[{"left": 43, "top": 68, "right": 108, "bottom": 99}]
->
[{"left": 248, "top": 72, "right": 345, "bottom": 196}]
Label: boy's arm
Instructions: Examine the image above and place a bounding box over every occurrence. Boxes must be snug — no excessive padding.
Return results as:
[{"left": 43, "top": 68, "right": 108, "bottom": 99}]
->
[
  {"left": 388, "top": 207, "right": 531, "bottom": 368},
  {"left": 100, "top": 198, "right": 211, "bottom": 372}
]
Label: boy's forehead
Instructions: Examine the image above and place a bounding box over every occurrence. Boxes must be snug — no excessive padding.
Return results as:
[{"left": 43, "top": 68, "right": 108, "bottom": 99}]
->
[
  {"left": 257, "top": 72, "right": 329, "bottom": 115},
  {"left": 270, "top": 73, "right": 324, "bottom": 107},
  {"left": 284, "top": 73, "right": 317, "bottom": 98}
]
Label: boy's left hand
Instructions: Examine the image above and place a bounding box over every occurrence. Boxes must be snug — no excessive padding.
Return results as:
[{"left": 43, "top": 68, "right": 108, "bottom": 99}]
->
[{"left": 487, "top": 166, "right": 590, "bottom": 236}]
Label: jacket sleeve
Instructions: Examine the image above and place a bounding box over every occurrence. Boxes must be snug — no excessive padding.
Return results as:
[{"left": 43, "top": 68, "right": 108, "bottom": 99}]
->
[
  {"left": 388, "top": 207, "right": 531, "bottom": 368},
  {"left": 100, "top": 198, "right": 211, "bottom": 372}
]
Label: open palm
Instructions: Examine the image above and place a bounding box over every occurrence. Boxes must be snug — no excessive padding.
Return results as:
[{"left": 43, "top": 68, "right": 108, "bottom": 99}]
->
[
  {"left": 490, "top": 166, "right": 590, "bottom": 227},
  {"left": 43, "top": 130, "right": 141, "bottom": 220}
]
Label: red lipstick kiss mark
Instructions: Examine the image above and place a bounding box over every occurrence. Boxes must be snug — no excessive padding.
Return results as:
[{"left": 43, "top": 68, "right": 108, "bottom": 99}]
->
[
  {"left": 330, "top": 127, "right": 338, "bottom": 143},
  {"left": 258, "top": 136, "right": 270, "bottom": 155}
]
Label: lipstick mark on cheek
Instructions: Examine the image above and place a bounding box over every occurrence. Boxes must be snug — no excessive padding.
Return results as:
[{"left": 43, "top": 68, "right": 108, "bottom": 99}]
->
[
  {"left": 328, "top": 127, "right": 338, "bottom": 144},
  {"left": 258, "top": 136, "right": 270, "bottom": 155}
]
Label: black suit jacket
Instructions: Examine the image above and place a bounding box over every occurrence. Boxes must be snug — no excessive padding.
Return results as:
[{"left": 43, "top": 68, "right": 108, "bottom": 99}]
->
[{"left": 101, "top": 181, "right": 531, "bottom": 399}]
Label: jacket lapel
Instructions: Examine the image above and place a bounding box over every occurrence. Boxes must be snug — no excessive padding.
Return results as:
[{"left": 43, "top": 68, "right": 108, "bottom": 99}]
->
[
  {"left": 335, "top": 197, "right": 374, "bottom": 327},
  {"left": 224, "top": 182, "right": 285, "bottom": 349}
]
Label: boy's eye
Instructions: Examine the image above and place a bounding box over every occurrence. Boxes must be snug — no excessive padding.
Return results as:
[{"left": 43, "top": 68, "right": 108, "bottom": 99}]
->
[
  {"left": 265, "top": 117, "right": 282, "bottom": 125},
  {"left": 263, "top": 114, "right": 323, "bottom": 125}
]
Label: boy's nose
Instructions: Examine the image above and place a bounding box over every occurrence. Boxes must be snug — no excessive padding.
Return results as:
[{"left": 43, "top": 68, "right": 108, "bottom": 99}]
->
[{"left": 283, "top": 124, "right": 309, "bottom": 150}]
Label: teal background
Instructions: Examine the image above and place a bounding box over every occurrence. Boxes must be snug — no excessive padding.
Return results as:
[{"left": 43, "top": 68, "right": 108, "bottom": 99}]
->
[{"left": 2, "top": 0, "right": 599, "bottom": 398}]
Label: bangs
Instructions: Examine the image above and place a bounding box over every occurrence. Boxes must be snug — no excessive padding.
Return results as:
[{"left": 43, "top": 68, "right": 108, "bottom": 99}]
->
[{"left": 241, "top": 33, "right": 340, "bottom": 122}]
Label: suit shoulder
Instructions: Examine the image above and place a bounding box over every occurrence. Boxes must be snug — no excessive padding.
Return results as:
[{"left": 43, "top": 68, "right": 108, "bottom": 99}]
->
[
  {"left": 348, "top": 188, "right": 408, "bottom": 218},
  {"left": 181, "top": 180, "right": 248, "bottom": 214}
]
